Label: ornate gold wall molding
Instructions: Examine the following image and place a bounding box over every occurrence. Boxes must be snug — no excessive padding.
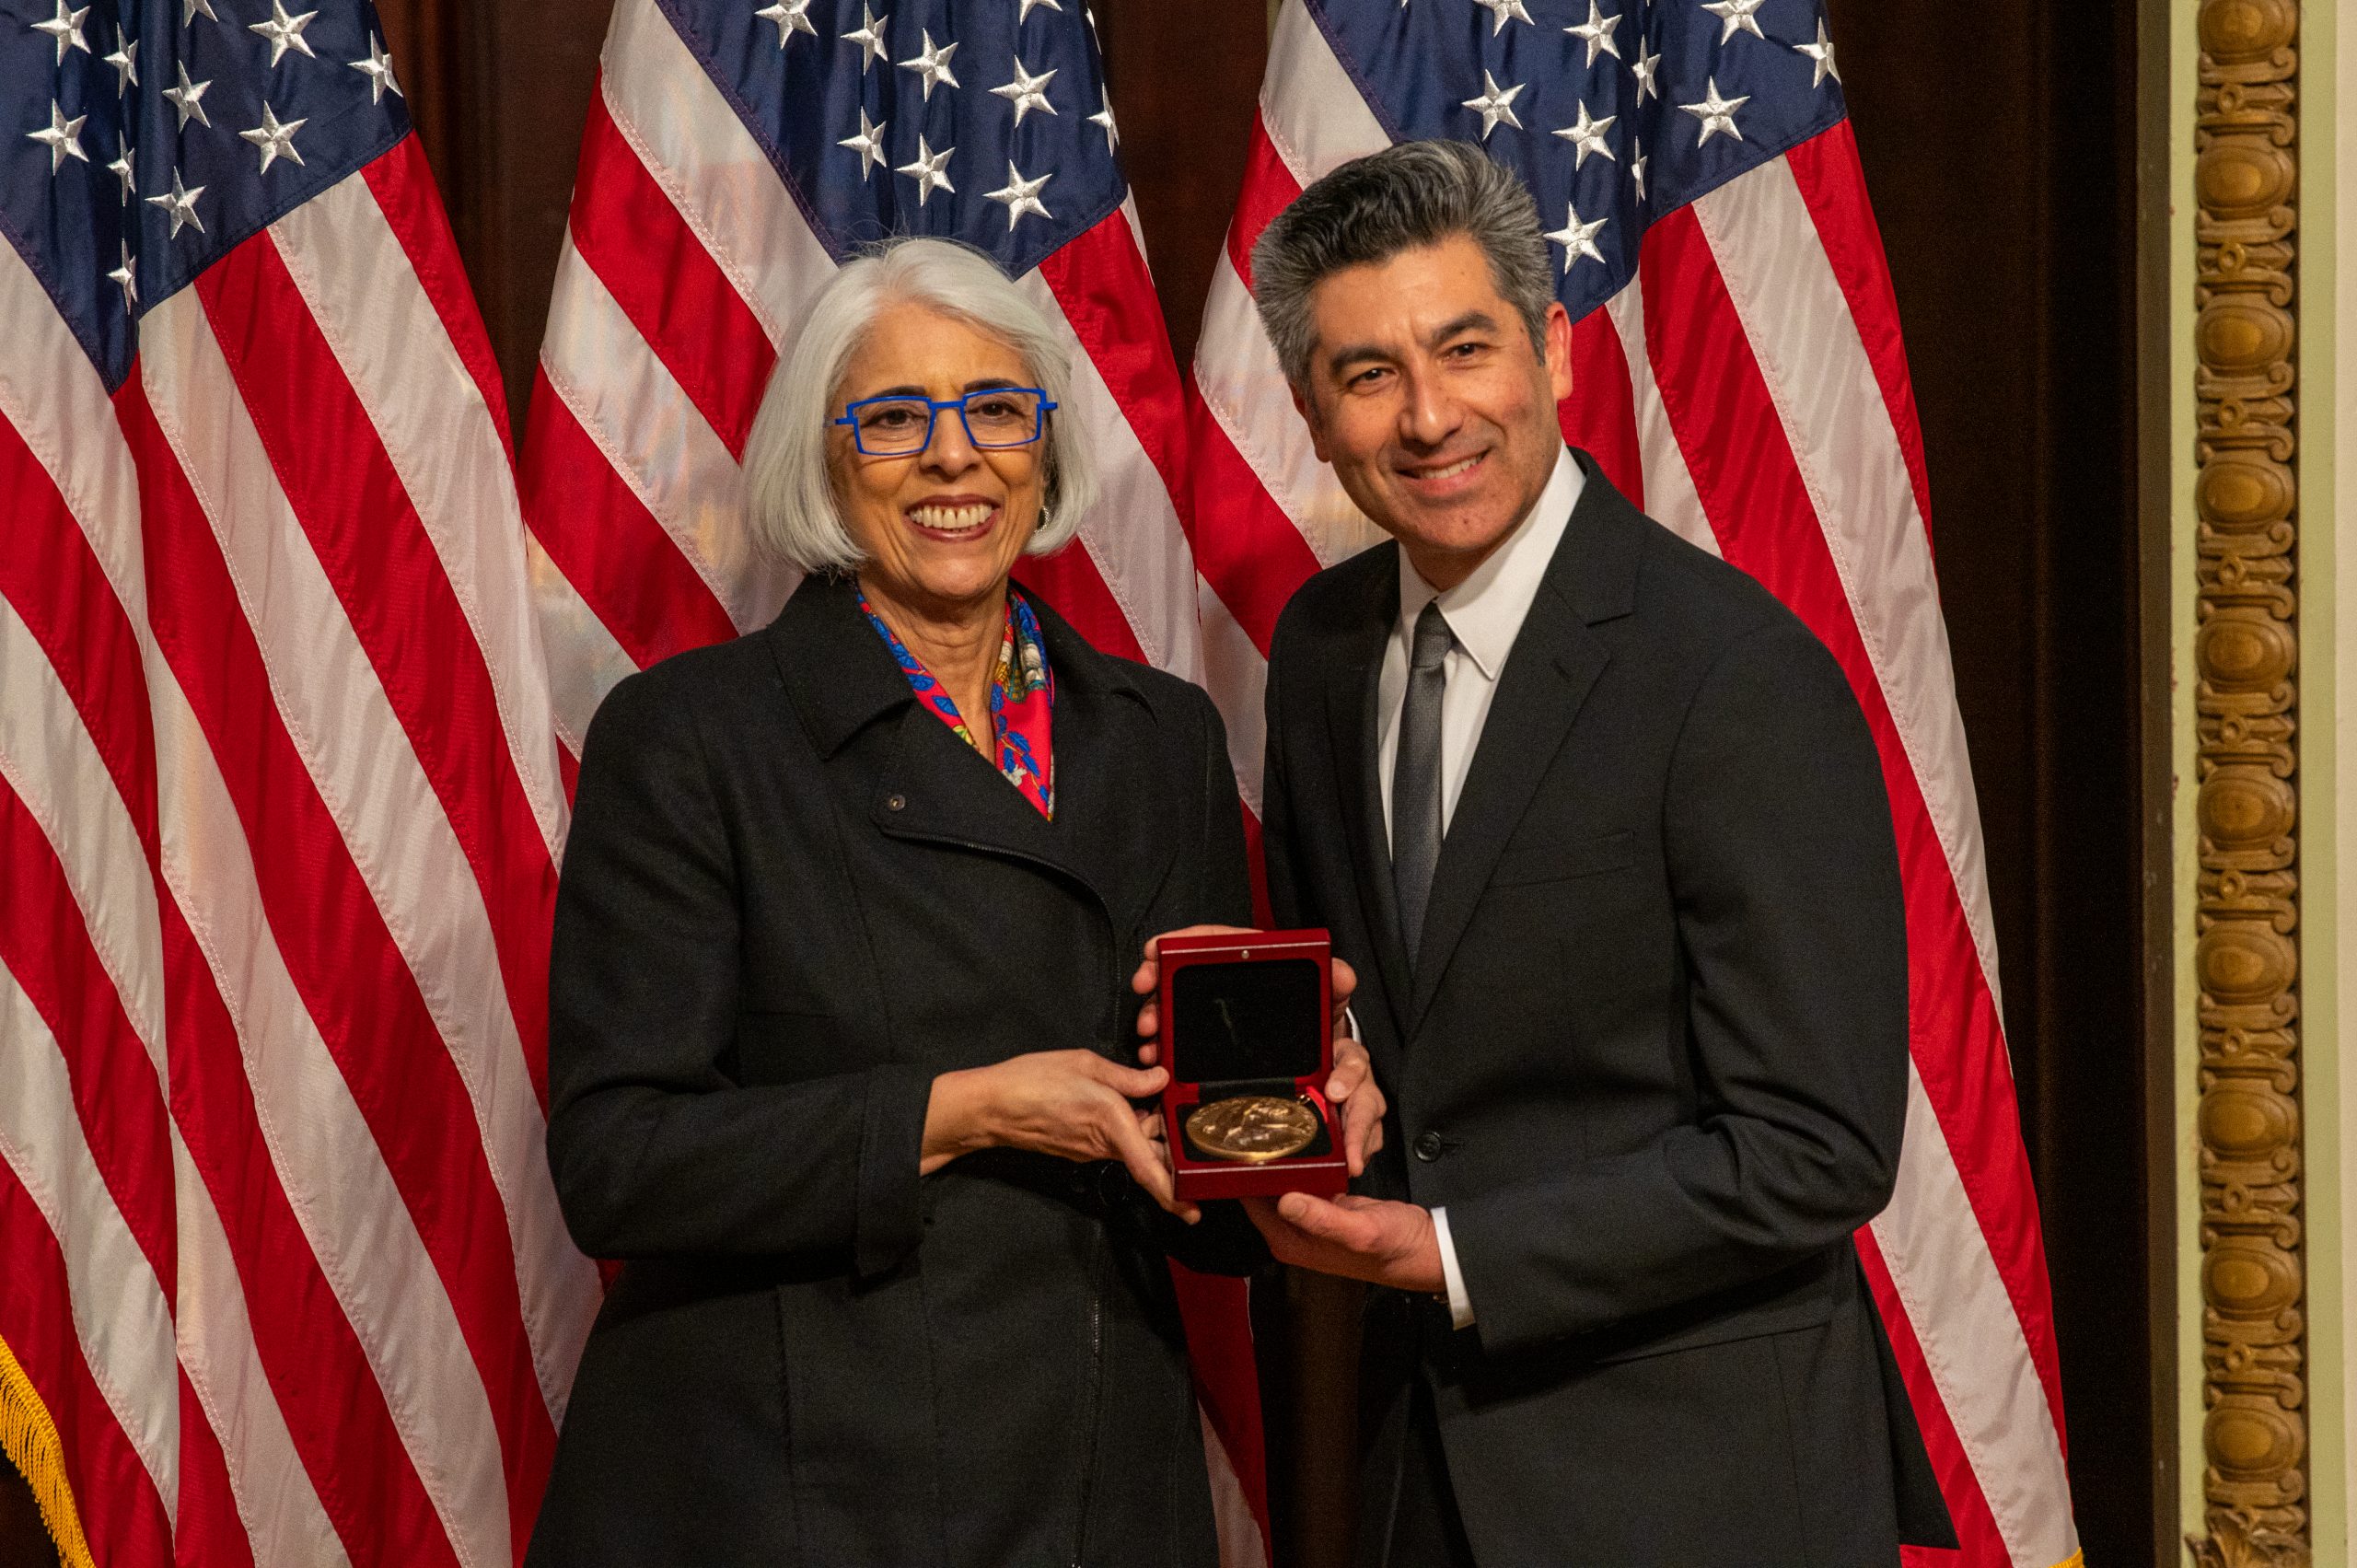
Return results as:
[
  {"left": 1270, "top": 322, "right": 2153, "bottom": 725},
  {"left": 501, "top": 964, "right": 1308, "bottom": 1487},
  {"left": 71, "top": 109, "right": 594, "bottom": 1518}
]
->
[{"left": 2189, "top": 1, "right": 2307, "bottom": 1563}]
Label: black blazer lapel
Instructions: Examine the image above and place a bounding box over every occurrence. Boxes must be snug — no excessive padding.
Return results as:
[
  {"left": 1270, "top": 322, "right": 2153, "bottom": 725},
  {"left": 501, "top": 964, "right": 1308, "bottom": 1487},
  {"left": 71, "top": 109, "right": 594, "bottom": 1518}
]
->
[
  {"left": 1021, "top": 608, "right": 1177, "bottom": 935},
  {"left": 773, "top": 577, "right": 1172, "bottom": 936},
  {"left": 1406, "top": 453, "right": 1643, "bottom": 1034},
  {"left": 1320, "top": 566, "right": 1415, "bottom": 1040}
]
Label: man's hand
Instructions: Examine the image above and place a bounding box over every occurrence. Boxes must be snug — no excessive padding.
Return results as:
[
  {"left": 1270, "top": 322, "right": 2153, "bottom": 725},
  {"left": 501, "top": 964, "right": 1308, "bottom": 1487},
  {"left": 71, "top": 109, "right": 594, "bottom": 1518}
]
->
[{"left": 1243, "top": 1193, "right": 1444, "bottom": 1294}]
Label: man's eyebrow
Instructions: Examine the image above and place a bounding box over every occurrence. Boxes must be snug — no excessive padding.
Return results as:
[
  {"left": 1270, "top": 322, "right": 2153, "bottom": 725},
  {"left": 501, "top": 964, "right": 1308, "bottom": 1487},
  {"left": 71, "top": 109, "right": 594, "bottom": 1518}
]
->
[
  {"left": 1426, "top": 310, "right": 1500, "bottom": 347},
  {"left": 1324, "top": 342, "right": 1390, "bottom": 377},
  {"left": 1322, "top": 311, "right": 1504, "bottom": 377}
]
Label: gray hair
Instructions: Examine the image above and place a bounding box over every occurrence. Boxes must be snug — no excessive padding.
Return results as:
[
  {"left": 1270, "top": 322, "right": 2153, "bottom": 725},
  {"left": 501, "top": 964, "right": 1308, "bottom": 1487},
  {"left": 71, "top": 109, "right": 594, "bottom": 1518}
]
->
[
  {"left": 742, "top": 237, "right": 1096, "bottom": 574},
  {"left": 1248, "top": 139, "right": 1553, "bottom": 390}
]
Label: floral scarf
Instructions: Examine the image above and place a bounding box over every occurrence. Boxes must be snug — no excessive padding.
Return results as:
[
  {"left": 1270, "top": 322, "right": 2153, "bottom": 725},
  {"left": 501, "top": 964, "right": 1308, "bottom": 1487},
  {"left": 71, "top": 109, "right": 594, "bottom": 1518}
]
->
[{"left": 859, "top": 588, "right": 1055, "bottom": 818}]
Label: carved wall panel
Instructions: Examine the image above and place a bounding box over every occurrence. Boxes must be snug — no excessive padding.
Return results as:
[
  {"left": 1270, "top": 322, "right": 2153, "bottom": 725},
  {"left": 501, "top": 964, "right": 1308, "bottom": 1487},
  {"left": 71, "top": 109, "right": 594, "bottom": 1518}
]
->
[{"left": 2188, "top": 1, "right": 2307, "bottom": 1563}]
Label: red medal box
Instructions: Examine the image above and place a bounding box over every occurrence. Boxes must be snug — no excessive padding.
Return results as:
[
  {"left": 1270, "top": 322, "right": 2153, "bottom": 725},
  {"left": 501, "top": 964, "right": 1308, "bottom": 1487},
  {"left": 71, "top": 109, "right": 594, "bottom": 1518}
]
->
[{"left": 1156, "top": 929, "right": 1350, "bottom": 1200}]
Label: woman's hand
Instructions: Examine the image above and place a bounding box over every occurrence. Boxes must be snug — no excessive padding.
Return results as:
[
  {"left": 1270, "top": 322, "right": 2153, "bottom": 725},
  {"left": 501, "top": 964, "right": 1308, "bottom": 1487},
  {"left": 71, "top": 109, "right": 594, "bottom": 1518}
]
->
[
  {"left": 1130, "top": 925, "right": 1384, "bottom": 1174},
  {"left": 923, "top": 1051, "right": 1199, "bottom": 1222}
]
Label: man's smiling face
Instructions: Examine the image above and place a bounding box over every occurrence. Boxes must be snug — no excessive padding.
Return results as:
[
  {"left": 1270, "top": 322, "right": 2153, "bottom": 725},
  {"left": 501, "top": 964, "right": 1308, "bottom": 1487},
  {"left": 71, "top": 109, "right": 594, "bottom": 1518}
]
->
[{"left": 1294, "top": 233, "right": 1573, "bottom": 590}]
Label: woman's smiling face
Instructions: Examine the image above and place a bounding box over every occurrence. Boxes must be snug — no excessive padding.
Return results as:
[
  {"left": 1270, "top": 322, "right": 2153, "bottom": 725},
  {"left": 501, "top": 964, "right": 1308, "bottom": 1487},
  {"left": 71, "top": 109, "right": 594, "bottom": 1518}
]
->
[{"left": 830, "top": 302, "right": 1046, "bottom": 619}]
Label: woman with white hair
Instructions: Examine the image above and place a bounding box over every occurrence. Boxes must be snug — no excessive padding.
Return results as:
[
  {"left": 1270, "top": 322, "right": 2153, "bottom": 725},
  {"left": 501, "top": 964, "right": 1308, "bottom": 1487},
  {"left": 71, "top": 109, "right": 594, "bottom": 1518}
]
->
[{"left": 526, "top": 238, "right": 1379, "bottom": 1566}]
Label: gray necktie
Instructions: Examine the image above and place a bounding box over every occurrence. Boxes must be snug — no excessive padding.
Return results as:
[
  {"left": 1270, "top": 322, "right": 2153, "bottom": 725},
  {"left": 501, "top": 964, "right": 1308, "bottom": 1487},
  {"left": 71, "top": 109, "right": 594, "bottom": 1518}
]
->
[{"left": 1391, "top": 601, "right": 1453, "bottom": 966}]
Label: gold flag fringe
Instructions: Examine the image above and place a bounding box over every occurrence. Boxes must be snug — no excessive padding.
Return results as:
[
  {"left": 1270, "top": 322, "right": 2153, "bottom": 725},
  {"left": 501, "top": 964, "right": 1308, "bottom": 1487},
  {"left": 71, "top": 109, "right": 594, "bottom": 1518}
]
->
[{"left": 0, "top": 1330, "right": 96, "bottom": 1568}]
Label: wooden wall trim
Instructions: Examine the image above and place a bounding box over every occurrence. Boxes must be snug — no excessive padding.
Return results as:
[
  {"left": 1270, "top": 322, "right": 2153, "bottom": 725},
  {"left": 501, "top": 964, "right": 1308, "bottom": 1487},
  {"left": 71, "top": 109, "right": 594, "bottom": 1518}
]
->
[{"left": 2189, "top": 2, "right": 2311, "bottom": 1562}]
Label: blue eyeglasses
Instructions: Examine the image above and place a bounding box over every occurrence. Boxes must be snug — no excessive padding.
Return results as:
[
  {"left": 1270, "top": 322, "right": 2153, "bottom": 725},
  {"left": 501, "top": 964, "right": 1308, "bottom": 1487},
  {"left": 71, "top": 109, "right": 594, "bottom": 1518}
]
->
[{"left": 833, "top": 387, "right": 1058, "bottom": 456}]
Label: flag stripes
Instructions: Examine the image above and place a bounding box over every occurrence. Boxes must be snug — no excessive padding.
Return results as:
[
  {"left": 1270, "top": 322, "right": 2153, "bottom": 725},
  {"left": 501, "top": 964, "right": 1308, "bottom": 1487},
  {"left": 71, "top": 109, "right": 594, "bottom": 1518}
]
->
[
  {"left": 0, "top": 775, "right": 175, "bottom": 1302},
  {"left": 4, "top": 117, "right": 590, "bottom": 1562},
  {"left": 571, "top": 90, "right": 777, "bottom": 461},
  {"left": 0, "top": 1156, "right": 171, "bottom": 1568},
  {"left": 0, "top": 958, "right": 179, "bottom": 1513}
]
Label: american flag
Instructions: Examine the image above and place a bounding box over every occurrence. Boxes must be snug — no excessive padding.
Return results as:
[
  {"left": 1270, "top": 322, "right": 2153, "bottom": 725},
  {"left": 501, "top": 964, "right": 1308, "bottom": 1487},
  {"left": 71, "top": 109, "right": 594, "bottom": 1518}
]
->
[
  {"left": 0, "top": 0, "right": 598, "bottom": 1562},
  {"left": 1188, "top": 3, "right": 2081, "bottom": 1565},
  {"left": 515, "top": 0, "right": 1271, "bottom": 1562}
]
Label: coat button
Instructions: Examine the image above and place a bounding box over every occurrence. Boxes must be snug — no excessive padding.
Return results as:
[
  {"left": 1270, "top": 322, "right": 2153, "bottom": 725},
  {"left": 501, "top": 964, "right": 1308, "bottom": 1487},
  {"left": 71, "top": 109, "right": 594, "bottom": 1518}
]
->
[
  {"left": 1412, "top": 1132, "right": 1444, "bottom": 1163},
  {"left": 885, "top": 793, "right": 906, "bottom": 811}
]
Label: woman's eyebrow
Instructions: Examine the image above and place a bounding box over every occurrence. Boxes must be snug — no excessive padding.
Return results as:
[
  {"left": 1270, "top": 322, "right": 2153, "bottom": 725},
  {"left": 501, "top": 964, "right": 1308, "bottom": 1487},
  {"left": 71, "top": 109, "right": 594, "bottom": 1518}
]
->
[{"left": 852, "top": 377, "right": 1025, "bottom": 399}]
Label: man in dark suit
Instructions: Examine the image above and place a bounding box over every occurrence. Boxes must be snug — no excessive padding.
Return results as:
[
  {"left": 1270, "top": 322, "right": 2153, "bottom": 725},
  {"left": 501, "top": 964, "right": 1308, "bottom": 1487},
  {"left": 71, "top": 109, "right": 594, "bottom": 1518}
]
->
[{"left": 1240, "top": 140, "right": 1953, "bottom": 1566}]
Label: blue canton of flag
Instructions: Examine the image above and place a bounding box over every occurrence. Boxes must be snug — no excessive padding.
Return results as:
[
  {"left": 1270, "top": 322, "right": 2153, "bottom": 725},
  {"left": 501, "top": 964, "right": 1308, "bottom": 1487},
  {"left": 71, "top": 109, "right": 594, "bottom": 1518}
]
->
[
  {"left": 1310, "top": 0, "right": 1845, "bottom": 320},
  {"left": 1, "top": 0, "right": 412, "bottom": 389},
  {"left": 660, "top": 0, "right": 1129, "bottom": 273}
]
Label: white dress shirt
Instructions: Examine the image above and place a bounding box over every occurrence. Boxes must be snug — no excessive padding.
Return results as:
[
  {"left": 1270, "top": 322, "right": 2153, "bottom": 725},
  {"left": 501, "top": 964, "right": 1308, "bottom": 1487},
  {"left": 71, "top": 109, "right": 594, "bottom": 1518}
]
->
[{"left": 1377, "top": 447, "right": 1584, "bottom": 1330}]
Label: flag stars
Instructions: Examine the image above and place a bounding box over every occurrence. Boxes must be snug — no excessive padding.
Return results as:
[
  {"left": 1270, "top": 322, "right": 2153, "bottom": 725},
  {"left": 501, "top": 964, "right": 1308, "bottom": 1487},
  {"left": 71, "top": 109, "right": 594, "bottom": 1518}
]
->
[
  {"left": 1563, "top": 1, "right": 1620, "bottom": 66},
  {"left": 351, "top": 33, "right": 401, "bottom": 102},
  {"left": 29, "top": 101, "right": 88, "bottom": 174},
  {"left": 897, "top": 134, "right": 955, "bottom": 202},
  {"left": 842, "top": 4, "right": 888, "bottom": 70},
  {"left": 1679, "top": 75, "right": 1748, "bottom": 144},
  {"left": 1630, "top": 43, "right": 1661, "bottom": 103},
  {"left": 108, "top": 135, "right": 135, "bottom": 202},
  {"left": 757, "top": 0, "right": 816, "bottom": 46},
  {"left": 992, "top": 57, "right": 1057, "bottom": 123},
  {"left": 1545, "top": 201, "right": 1607, "bottom": 272},
  {"left": 182, "top": 0, "right": 217, "bottom": 25},
  {"left": 103, "top": 28, "right": 138, "bottom": 94},
  {"left": 1088, "top": 99, "right": 1120, "bottom": 153},
  {"left": 1700, "top": 0, "right": 1767, "bottom": 46},
  {"left": 1472, "top": 0, "right": 1531, "bottom": 35},
  {"left": 900, "top": 30, "right": 960, "bottom": 99},
  {"left": 1795, "top": 18, "right": 1840, "bottom": 87},
  {"left": 1018, "top": 0, "right": 1062, "bottom": 20},
  {"left": 985, "top": 160, "right": 1053, "bottom": 229},
  {"left": 147, "top": 168, "right": 205, "bottom": 238},
  {"left": 108, "top": 241, "right": 137, "bottom": 311},
  {"left": 250, "top": 0, "right": 319, "bottom": 66},
  {"left": 839, "top": 104, "right": 888, "bottom": 178},
  {"left": 163, "top": 61, "right": 213, "bottom": 130},
  {"left": 1631, "top": 139, "right": 1647, "bottom": 201},
  {"left": 1461, "top": 70, "right": 1524, "bottom": 138},
  {"left": 32, "top": 0, "right": 91, "bottom": 64},
  {"left": 239, "top": 102, "right": 307, "bottom": 174},
  {"left": 1553, "top": 101, "right": 1616, "bottom": 168}
]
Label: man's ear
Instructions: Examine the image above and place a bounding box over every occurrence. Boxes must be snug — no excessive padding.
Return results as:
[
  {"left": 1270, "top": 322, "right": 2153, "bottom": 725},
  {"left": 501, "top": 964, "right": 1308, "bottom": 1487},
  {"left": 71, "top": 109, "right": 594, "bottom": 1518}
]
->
[
  {"left": 1543, "top": 300, "right": 1574, "bottom": 403},
  {"left": 1290, "top": 381, "right": 1333, "bottom": 464}
]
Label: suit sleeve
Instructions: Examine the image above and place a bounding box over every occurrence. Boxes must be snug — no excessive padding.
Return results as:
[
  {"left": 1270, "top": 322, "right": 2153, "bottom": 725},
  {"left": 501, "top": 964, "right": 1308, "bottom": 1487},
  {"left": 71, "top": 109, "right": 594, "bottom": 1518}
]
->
[
  {"left": 1146, "top": 687, "right": 1271, "bottom": 1277},
  {"left": 545, "top": 670, "right": 932, "bottom": 1275},
  {"left": 1445, "top": 618, "right": 1910, "bottom": 1355}
]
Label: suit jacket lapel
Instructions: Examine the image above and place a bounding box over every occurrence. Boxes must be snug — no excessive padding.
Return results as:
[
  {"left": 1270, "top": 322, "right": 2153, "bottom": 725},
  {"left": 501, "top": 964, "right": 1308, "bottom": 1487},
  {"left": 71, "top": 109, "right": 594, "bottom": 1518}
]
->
[
  {"left": 1405, "top": 588, "right": 1609, "bottom": 1031},
  {"left": 1023, "top": 616, "right": 1174, "bottom": 935},
  {"left": 1405, "top": 451, "right": 1643, "bottom": 1035},
  {"left": 1321, "top": 564, "right": 1414, "bottom": 1041},
  {"left": 768, "top": 575, "right": 1167, "bottom": 931}
]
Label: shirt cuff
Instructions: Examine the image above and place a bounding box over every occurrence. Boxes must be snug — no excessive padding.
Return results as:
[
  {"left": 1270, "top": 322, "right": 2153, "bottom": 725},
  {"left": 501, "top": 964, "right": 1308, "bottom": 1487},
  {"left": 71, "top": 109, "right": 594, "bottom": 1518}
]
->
[{"left": 1431, "top": 1205, "right": 1475, "bottom": 1330}]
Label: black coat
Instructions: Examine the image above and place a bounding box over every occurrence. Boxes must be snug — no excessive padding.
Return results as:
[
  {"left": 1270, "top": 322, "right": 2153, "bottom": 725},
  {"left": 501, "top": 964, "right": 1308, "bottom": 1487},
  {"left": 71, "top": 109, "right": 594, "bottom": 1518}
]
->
[
  {"left": 528, "top": 573, "right": 1265, "bottom": 1568},
  {"left": 1260, "top": 454, "right": 1953, "bottom": 1567}
]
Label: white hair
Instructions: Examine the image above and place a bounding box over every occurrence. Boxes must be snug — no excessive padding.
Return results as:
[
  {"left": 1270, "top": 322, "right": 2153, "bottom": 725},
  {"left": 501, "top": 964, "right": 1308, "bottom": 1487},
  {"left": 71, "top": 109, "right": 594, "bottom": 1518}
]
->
[{"left": 741, "top": 237, "right": 1097, "bottom": 575}]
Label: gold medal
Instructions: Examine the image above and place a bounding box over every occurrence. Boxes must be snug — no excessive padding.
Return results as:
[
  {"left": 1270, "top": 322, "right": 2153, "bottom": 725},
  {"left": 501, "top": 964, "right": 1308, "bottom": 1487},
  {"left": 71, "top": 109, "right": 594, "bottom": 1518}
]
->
[{"left": 1184, "top": 1095, "right": 1319, "bottom": 1163}]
